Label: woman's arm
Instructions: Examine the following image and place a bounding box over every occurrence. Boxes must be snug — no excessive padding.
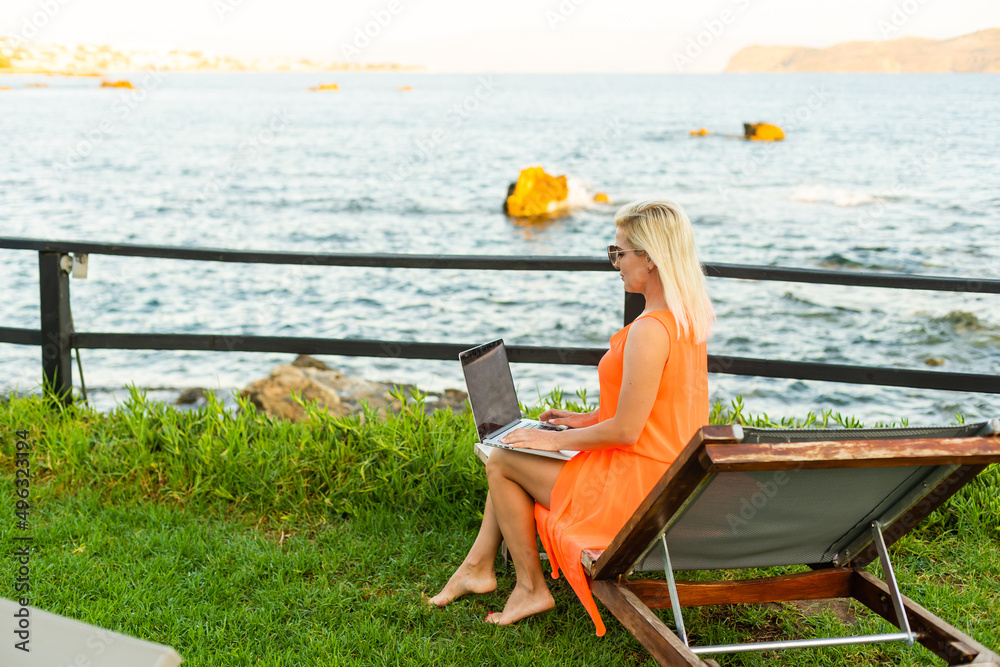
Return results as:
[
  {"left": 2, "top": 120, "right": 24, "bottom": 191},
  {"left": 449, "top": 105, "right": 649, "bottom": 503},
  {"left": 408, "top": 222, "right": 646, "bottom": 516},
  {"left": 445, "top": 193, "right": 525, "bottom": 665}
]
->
[
  {"left": 501, "top": 317, "right": 670, "bottom": 452},
  {"left": 538, "top": 408, "right": 599, "bottom": 429}
]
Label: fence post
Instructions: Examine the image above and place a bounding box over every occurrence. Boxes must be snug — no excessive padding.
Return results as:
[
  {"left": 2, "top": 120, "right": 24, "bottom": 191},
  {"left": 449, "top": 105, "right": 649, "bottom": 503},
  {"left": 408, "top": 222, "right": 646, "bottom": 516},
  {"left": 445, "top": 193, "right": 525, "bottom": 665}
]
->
[
  {"left": 38, "top": 251, "right": 74, "bottom": 405},
  {"left": 624, "top": 292, "right": 645, "bottom": 326}
]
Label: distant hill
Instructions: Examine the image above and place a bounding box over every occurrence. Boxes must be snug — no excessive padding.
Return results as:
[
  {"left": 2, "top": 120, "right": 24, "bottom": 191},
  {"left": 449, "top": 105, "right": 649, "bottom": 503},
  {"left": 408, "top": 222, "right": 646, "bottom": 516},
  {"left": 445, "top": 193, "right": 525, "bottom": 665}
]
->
[{"left": 726, "top": 28, "right": 1000, "bottom": 73}]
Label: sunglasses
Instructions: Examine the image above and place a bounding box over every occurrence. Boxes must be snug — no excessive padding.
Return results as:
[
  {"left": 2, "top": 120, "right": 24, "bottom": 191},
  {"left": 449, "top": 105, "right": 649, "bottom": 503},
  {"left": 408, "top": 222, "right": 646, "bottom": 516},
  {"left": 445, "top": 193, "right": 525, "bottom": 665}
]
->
[{"left": 607, "top": 245, "right": 645, "bottom": 268}]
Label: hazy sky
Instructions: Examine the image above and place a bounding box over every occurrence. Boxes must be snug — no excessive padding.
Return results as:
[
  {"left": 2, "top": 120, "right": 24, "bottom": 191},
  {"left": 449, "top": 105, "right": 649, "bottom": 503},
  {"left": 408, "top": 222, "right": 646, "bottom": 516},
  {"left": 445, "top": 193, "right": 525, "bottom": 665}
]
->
[{"left": 4, "top": 0, "right": 999, "bottom": 72}]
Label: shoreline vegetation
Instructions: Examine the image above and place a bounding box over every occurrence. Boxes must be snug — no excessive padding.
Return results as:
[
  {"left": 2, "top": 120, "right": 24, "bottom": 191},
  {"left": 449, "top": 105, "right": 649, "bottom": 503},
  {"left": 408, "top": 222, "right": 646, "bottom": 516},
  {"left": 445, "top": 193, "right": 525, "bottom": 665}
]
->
[
  {"left": 0, "top": 35, "right": 422, "bottom": 75},
  {"left": 1, "top": 382, "right": 997, "bottom": 665}
]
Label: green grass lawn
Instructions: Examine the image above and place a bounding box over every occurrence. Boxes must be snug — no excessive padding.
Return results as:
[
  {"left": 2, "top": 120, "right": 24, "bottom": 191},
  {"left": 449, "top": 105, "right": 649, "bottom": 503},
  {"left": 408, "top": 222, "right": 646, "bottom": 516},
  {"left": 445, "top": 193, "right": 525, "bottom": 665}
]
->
[{"left": 1, "top": 388, "right": 997, "bottom": 666}]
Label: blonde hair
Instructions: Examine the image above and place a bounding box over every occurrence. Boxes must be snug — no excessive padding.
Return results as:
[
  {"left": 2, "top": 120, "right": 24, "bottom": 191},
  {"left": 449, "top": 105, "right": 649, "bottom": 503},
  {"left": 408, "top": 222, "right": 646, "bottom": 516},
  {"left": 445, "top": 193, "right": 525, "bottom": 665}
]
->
[{"left": 614, "top": 199, "right": 714, "bottom": 343}]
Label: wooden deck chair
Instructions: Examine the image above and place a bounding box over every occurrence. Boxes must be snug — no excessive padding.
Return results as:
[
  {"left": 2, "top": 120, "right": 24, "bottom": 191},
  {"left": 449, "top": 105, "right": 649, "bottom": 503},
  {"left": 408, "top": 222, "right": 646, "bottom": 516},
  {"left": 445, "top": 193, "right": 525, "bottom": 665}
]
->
[{"left": 580, "top": 419, "right": 1000, "bottom": 666}]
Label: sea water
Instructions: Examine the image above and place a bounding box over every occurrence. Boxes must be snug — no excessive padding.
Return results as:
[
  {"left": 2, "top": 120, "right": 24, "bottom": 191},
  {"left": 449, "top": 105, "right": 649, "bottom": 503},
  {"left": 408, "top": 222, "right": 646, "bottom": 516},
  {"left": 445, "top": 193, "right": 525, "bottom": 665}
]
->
[{"left": 1, "top": 72, "right": 998, "bottom": 424}]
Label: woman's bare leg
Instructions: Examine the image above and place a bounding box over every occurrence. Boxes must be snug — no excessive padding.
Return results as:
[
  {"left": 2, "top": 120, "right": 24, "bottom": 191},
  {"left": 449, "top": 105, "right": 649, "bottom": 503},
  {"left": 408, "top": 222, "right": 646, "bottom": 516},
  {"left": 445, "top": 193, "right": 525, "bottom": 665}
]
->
[
  {"left": 483, "top": 449, "right": 565, "bottom": 626},
  {"left": 427, "top": 491, "right": 502, "bottom": 606}
]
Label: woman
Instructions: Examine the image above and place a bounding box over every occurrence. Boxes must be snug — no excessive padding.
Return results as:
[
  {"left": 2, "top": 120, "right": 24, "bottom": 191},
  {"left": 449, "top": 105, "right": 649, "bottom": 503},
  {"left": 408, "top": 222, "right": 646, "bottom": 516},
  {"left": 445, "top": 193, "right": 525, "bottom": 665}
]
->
[{"left": 429, "top": 199, "right": 713, "bottom": 634}]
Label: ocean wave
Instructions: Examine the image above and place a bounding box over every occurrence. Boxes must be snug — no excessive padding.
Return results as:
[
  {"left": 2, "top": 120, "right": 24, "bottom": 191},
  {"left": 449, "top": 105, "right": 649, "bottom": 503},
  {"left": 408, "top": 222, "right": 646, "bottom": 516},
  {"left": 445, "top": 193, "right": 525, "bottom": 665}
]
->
[
  {"left": 789, "top": 184, "right": 887, "bottom": 207},
  {"left": 781, "top": 291, "right": 823, "bottom": 307},
  {"left": 812, "top": 252, "right": 930, "bottom": 274},
  {"left": 564, "top": 178, "right": 611, "bottom": 210},
  {"left": 399, "top": 201, "right": 481, "bottom": 216},
  {"left": 640, "top": 132, "right": 682, "bottom": 143}
]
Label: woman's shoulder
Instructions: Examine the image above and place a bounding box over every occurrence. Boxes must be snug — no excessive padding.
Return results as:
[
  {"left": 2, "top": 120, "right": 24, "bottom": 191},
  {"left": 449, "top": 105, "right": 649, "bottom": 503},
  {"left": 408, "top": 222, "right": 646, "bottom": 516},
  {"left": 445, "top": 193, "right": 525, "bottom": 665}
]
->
[
  {"left": 625, "top": 312, "right": 674, "bottom": 348},
  {"left": 634, "top": 309, "right": 678, "bottom": 334},
  {"left": 614, "top": 310, "right": 678, "bottom": 342},
  {"left": 621, "top": 315, "right": 671, "bottom": 368},
  {"left": 638, "top": 310, "right": 707, "bottom": 346}
]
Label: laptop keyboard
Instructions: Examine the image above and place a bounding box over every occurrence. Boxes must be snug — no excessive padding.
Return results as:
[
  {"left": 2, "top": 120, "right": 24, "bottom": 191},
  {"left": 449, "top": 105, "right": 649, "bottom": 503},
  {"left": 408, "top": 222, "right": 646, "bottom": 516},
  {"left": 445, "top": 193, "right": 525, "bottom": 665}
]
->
[
  {"left": 485, "top": 420, "right": 565, "bottom": 443},
  {"left": 518, "top": 422, "right": 562, "bottom": 431}
]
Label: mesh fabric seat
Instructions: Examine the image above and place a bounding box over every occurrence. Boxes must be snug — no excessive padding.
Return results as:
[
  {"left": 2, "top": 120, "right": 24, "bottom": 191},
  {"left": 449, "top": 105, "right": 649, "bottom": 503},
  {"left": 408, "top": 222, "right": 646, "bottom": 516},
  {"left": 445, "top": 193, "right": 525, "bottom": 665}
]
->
[{"left": 632, "top": 420, "right": 998, "bottom": 573}]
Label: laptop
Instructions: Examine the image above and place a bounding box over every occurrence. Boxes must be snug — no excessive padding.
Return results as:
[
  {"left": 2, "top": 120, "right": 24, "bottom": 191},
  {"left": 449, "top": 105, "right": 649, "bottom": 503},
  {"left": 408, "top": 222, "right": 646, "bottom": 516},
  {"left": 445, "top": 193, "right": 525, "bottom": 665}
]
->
[{"left": 459, "top": 339, "right": 579, "bottom": 461}]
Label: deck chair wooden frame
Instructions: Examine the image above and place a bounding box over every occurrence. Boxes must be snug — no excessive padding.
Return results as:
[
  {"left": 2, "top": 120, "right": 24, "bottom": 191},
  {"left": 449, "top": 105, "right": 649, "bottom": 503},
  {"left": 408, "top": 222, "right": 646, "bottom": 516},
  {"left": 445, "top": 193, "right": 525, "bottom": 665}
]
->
[{"left": 579, "top": 420, "right": 1000, "bottom": 667}]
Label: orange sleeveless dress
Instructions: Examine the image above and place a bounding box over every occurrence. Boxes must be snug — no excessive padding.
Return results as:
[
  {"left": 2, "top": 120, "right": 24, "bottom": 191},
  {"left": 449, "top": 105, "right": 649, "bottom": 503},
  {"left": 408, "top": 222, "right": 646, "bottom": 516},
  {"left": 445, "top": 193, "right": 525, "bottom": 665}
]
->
[{"left": 533, "top": 309, "right": 708, "bottom": 636}]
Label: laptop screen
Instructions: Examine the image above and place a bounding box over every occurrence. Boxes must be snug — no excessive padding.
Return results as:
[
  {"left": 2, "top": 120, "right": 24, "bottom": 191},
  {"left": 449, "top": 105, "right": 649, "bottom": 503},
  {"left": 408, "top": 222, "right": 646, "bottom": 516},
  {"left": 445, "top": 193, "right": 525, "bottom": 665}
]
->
[{"left": 460, "top": 339, "right": 523, "bottom": 441}]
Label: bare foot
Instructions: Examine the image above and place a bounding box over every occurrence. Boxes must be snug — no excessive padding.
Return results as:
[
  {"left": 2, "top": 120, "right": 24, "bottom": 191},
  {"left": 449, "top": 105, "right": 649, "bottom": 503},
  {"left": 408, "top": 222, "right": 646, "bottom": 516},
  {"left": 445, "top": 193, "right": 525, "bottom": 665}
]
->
[
  {"left": 483, "top": 582, "right": 555, "bottom": 625},
  {"left": 428, "top": 562, "right": 497, "bottom": 607}
]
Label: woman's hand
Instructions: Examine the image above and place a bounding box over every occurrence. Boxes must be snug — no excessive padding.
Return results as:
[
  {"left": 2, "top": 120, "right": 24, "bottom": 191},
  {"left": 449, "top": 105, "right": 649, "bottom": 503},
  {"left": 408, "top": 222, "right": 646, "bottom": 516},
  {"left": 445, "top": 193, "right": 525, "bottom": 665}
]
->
[
  {"left": 499, "top": 428, "right": 564, "bottom": 452},
  {"left": 538, "top": 408, "right": 598, "bottom": 430}
]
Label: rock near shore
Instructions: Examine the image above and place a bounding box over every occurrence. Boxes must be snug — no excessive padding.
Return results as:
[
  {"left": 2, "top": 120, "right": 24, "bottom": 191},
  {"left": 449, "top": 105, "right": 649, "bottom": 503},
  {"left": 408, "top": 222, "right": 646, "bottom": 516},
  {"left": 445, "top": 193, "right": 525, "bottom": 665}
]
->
[{"left": 236, "top": 355, "right": 467, "bottom": 422}]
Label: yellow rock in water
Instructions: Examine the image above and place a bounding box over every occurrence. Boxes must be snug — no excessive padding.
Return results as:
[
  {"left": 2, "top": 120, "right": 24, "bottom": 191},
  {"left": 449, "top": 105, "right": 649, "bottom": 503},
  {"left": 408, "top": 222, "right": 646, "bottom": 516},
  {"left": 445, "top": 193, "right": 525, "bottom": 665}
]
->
[
  {"left": 504, "top": 167, "right": 569, "bottom": 218},
  {"left": 396, "top": 85, "right": 413, "bottom": 91},
  {"left": 690, "top": 127, "right": 710, "bottom": 136},
  {"left": 743, "top": 123, "right": 784, "bottom": 141},
  {"left": 101, "top": 80, "right": 133, "bottom": 88},
  {"left": 592, "top": 192, "right": 610, "bottom": 203},
  {"left": 309, "top": 83, "right": 339, "bottom": 91}
]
